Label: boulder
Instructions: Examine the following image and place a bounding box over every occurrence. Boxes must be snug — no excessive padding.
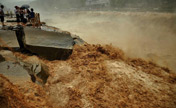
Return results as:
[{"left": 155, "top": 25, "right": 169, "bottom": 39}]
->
[
  {"left": 25, "top": 27, "right": 74, "bottom": 60},
  {"left": 0, "top": 26, "right": 84, "bottom": 60},
  {"left": 0, "top": 60, "right": 31, "bottom": 84},
  {"left": 0, "top": 50, "right": 30, "bottom": 84},
  {"left": 0, "top": 55, "right": 5, "bottom": 62},
  {"left": 0, "top": 50, "right": 50, "bottom": 85}
]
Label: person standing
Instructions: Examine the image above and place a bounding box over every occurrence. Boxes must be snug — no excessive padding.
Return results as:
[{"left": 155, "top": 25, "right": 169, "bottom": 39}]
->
[
  {"left": 0, "top": 5, "right": 5, "bottom": 27},
  {"left": 30, "top": 8, "right": 35, "bottom": 26},
  {"left": 14, "top": 6, "right": 20, "bottom": 25},
  {"left": 20, "top": 8, "right": 27, "bottom": 26},
  {"left": 26, "top": 9, "right": 31, "bottom": 21}
]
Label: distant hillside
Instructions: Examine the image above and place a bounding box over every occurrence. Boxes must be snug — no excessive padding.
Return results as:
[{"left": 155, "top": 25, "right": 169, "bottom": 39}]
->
[
  {"left": 110, "top": 0, "right": 176, "bottom": 11},
  {"left": 30, "top": 0, "right": 86, "bottom": 10},
  {"left": 30, "top": 0, "right": 176, "bottom": 12}
]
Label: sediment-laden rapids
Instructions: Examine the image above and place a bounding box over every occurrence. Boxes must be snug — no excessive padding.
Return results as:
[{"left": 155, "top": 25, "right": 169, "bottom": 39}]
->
[{"left": 0, "top": 43, "right": 176, "bottom": 108}]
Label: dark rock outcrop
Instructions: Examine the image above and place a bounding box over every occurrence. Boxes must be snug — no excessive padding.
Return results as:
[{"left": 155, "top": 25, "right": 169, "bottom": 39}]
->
[
  {"left": 0, "top": 25, "right": 84, "bottom": 60},
  {"left": 0, "top": 55, "right": 5, "bottom": 62}
]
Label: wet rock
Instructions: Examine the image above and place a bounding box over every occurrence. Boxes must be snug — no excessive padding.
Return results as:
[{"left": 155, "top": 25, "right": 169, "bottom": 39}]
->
[
  {"left": 0, "top": 51, "right": 31, "bottom": 84},
  {"left": 0, "top": 26, "right": 84, "bottom": 60},
  {"left": 0, "top": 50, "right": 17, "bottom": 61},
  {"left": 18, "top": 56, "right": 49, "bottom": 84},
  {"left": 26, "top": 45, "right": 72, "bottom": 60},
  {"left": 0, "top": 28, "right": 19, "bottom": 48},
  {"left": 0, "top": 55, "right": 5, "bottom": 62},
  {"left": 0, "top": 50, "right": 49, "bottom": 85},
  {"left": 0, "top": 61, "right": 31, "bottom": 84},
  {"left": 37, "top": 62, "right": 49, "bottom": 84},
  {"left": 71, "top": 34, "right": 85, "bottom": 45},
  {"left": 24, "top": 27, "right": 74, "bottom": 60}
]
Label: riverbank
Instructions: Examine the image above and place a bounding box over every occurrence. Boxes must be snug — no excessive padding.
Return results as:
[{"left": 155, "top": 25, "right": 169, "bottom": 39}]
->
[{"left": 0, "top": 21, "right": 176, "bottom": 108}]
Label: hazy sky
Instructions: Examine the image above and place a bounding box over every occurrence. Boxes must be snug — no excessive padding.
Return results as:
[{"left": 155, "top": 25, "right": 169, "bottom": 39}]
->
[
  {"left": 0, "top": 0, "right": 35, "bottom": 9},
  {"left": 1, "top": 0, "right": 35, "bottom": 2},
  {"left": 0, "top": 0, "right": 35, "bottom": 4}
]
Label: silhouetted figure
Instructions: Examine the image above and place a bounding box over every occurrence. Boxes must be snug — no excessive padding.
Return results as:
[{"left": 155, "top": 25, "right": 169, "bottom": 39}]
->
[
  {"left": 30, "top": 8, "right": 35, "bottom": 26},
  {"left": 26, "top": 9, "right": 31, "bottom": 21},
  {"left": 20, "top": 8, "right": 27, "bottom": 26},
  {"left": 14, "top": 6, "right": 20, "bottom": 25},
  {"left": 0, "top": 5, "right": 5, "bottom": 27}
]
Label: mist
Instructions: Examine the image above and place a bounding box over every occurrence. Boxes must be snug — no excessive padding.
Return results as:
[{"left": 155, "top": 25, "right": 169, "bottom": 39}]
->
[
  {"left": 30, "top": 0, "right": 176, "bottom": 72},
  {"left": 2, "top": 0, "right": 176, "bottom": 71},
  {"left": 38, "top": 11, "right": 176, "bottom": 72},
  {"left": 1, "top": 1, "right": 176, "bottom": 108},
  {"left": 0, "top": 0, "right": 35, "bottom": 10},
  {"left": 29, "top": 0, "right": 176, "bottom": 12}
]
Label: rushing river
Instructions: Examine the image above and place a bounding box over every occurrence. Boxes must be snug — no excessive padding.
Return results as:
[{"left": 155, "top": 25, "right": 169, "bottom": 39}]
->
[{"left": 41, "top": 11, "right": 176, "bottom": 72}]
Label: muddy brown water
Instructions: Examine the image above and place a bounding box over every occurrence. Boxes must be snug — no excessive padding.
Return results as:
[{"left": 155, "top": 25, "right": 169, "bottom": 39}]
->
[{"left": 41, "top": 11, "right": 176, "bottom": 72}]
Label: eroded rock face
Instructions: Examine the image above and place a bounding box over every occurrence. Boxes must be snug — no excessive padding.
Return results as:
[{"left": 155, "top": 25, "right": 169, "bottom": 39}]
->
[
  {"left": 0, "top": 50, "right": 49, "bottom": 85},
  {"left": 0, "top": 28, "right": 19, "bottom": 48},
  {"left": 24, "top": 27, "right": 74, "bottom": 60},
  {"left": 0, "top": 25, "right": 84, "bottom": 60},
  {"left": 18, "top": 56, "right": 49, "bottom": 84},
  {"left": 26, "top": 45, "right": 72, "bottom": 60},
  {"left": 0, "top": 55, "right": 5, "bottom": 62},
  {"left": 0, "top": 61, "right": 31, "bottom": 83},
  {"left": 0, "top": 51, "right": 31, "bottom": 84}
]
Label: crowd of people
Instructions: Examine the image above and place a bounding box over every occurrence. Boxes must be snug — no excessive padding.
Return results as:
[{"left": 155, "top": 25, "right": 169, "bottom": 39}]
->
[
  {"left": 0, "top": 4, "right": 35, "bottom": 27},
  {"left": 14, "top": 6, "right": 35, "bottom": 26}
]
